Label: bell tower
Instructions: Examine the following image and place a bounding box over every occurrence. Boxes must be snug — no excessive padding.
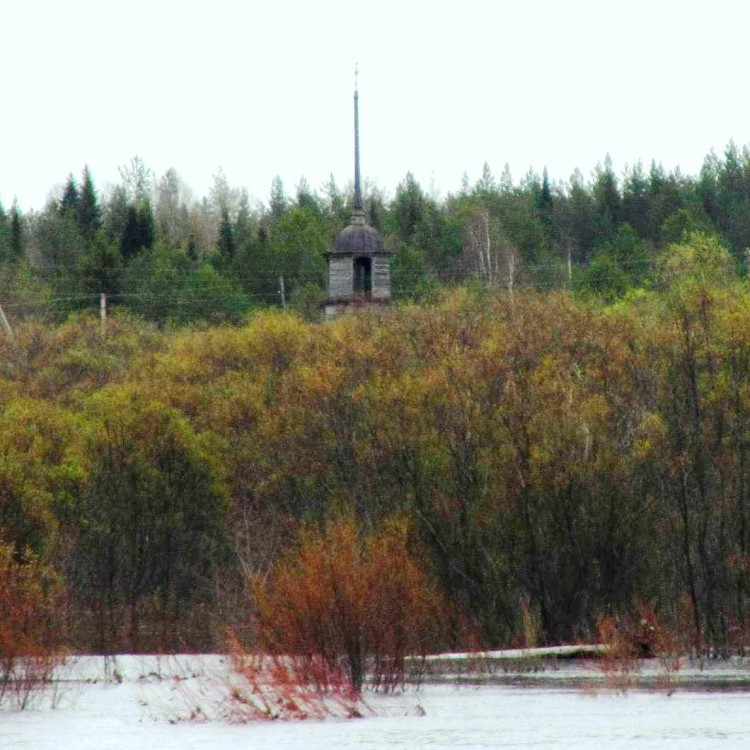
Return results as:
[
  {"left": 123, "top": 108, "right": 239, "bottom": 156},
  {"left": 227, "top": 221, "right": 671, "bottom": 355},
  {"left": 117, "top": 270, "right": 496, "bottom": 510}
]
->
[{"left": 325, "top": 68, "right": 392, "bottom": 317}]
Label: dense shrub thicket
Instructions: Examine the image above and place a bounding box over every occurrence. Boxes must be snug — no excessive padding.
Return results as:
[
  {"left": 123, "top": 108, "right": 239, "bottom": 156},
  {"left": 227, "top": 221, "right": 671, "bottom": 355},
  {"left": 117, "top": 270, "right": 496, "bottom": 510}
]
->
[
  {"left": 1, "top": 232, "right": 750, "bottom": 659},
  {"left": 252, "top": 515, "right": 446, "bottom": 692}
]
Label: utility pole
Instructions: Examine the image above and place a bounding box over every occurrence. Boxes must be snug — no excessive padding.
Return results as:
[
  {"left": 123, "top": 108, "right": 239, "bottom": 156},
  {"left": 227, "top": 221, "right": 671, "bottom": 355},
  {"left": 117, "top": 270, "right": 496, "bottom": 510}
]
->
[
  {"left": 0, "top": 299, "right": 14, "bottom": 342},
  {"left": 100, "top": 293, "right": 107, "bottom": 334},
  {"left": 567, "top": 240, "right": 573, "bottom": 287}
]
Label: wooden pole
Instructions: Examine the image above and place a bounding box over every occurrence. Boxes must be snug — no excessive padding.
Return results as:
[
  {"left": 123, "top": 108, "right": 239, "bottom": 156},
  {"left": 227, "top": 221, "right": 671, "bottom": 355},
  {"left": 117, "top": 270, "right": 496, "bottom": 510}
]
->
[
  {"left": 279, "top": 276, "right": 286, "bottom": 308},
  {"left": 100, "top": 293, "right": 107, "bottom": 334},
  {"left": 0, "top": 300, "right": 14, "bottom": 342},
  {"left": 567, "top": 241, "right": 573, "bottom": 287}
]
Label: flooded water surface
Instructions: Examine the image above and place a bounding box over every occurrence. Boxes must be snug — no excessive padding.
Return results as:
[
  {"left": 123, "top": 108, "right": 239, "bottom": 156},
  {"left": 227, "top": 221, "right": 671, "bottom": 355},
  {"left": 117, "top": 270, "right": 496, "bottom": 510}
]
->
[{"left": 1, "top": 657, "right": 749, "bottom": 749}]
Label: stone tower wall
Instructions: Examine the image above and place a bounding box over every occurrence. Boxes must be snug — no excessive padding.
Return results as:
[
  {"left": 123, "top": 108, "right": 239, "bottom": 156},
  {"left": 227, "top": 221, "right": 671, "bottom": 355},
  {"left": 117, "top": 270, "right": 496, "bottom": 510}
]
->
[
  {"left": 327, "top": 256, "right": 354, "bottom": 301},
  {"left": 372, "top": 256, "right": 391, "bottom": 300}
]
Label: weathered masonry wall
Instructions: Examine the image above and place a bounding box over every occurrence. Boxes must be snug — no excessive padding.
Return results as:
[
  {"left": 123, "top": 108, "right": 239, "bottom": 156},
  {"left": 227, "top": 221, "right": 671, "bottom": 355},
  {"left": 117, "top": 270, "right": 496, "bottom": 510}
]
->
[
  {"left": 372, "top": 256, "right": 391, "bottom": 300},
  {"left": 328, "top": 257, "right": 354, "bottom": 301}
]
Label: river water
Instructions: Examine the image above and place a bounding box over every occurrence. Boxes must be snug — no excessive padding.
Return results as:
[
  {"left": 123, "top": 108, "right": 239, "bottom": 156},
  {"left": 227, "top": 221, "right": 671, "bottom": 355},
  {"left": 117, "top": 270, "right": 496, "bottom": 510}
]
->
[
  {"left": 250, "top": 684, "right": 750, "bottom": 749},
  {"left": 2, "top": 658, "right": 749, "bottom": 749}
]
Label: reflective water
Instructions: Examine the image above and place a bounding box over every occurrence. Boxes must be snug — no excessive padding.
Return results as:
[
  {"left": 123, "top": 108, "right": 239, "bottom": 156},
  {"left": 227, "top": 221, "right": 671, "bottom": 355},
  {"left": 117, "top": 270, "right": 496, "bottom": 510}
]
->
[{"left": 2, "top": 663, "right": 749, "bottom": 749}]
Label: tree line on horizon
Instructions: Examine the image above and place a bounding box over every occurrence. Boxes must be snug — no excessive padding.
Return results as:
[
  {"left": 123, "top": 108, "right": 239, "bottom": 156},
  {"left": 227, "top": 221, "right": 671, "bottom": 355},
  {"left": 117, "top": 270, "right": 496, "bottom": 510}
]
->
[{"left": 2, "top": 142, "right": 750, "bottom": 323}]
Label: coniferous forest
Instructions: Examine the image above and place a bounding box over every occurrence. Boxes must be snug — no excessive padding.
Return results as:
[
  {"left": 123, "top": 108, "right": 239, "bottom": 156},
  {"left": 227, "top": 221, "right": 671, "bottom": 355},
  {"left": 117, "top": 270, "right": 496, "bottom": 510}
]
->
[{"left": 4, "top": 146, "right": 750, "bottom": 665}]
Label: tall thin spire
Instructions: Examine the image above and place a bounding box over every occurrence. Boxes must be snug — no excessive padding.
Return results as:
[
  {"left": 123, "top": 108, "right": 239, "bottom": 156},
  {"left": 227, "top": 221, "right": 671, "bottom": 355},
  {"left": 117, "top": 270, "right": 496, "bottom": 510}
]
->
[{"left": 353, "top": 63, "right": 362, "bottom": 212}]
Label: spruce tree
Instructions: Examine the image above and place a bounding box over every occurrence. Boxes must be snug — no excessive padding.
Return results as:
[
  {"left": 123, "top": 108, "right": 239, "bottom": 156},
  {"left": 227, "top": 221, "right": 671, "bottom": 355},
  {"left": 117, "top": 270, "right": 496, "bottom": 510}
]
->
[
  {"left": 593, "top": 155, "right": 622, "bottom": 240},
  {"left": 120, "top": 201, "right": 154, "bottom": 260},
  {"left": 622, "top": 162, "right": 649, "bottom": 237},
  {"left": 535, "top": 167, "right": 554, "bottom": 228},
  {"left": 121, "top": 206, "right": 140, "bottom": 260},
  {"left": 10, "top": 202, "right": 23, "bottom": 259},
  {"left": 136, "top": 199, "right": 155, "bottom": 250},
  {"left": 217, "top": 207, "right": 235, "bottom": 261},
  {"left": 234, "top": 189, "right": 253, "bottom": 250},
  {"left": 0, "top": 202, "right": 9, "bottom": 262},
  {"left": 60, "top": 174, "right": 80, "bottom": 216},
  {"left": 77, "top": 165, "right": 102, "bottom": 235},
  {"left": 540, "top": 167, "right": 553, "bottom": 210}
]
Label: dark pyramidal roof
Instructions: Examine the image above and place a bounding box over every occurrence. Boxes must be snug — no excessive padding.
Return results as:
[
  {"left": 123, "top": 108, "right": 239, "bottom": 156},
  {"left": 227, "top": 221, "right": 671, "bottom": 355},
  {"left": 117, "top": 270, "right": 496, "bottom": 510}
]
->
[{"left": 332, "top": 211, "right": 385, "bottom": 255}]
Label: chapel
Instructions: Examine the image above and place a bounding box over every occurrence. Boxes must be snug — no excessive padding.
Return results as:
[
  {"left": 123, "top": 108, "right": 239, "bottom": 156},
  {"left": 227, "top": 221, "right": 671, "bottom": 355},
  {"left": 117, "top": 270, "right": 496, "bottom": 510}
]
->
[{"left": 324, "top": 74, "right": 392, "bottom": 317}]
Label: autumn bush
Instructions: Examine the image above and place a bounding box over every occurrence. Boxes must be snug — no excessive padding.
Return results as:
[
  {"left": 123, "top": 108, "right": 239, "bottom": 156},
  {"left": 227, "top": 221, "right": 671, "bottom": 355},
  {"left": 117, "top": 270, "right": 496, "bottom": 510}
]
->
[
  {"left": 251, "top": 515, "right": 447, "bottom": 693},
  {"left": 225, "top": 632, "right": 363, "bottom": 721},
  {"left": 0, "top": 541, "right": 65, "bottom": 709},
  {"left": 596, "top": 602, "right": 684, "bottom": 692}
]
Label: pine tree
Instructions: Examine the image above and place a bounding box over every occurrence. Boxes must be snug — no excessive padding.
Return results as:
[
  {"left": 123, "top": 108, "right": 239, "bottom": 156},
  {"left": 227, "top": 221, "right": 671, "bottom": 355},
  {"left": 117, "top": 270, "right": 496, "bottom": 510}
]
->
[
  {"left": 475, "top": 161, "right": 496, "bottom": 198},
  {"left": 394, "top": 172, "right": 425, "bottom": 243},
  {"left": 622, "top": 161, "right": 649, "bottom": 236},
  {"left": 697, "top": 153, "right": 720, "bottom": 225},
  {"left": 269, "top": 176, "right": 287, "bottom": 221},
  {"left": 322, "top": 174, "right": 347, "bottom": 226},
  {"left": 234, "top": 189, "right": 253, "bottom": 250},
  {"left": 594, "top": 156, "right": 621, "bottom": 220},
  {"left": 295, "top": 177, "right": 318, "bottom": 212}
]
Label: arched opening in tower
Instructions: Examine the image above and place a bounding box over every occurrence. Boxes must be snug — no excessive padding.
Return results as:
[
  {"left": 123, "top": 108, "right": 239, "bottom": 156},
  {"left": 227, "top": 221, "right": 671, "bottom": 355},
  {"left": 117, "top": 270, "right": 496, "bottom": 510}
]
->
[{"left": 353, "top": 256, "right": 372, "bottom": 298}]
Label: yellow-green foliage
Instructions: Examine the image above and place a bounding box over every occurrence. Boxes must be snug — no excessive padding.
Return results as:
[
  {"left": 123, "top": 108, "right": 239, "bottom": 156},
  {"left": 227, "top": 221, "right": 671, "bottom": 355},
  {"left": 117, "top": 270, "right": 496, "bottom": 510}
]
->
[
  {"left": 3, "top": 246, "right": 750, "bottom": 652},
  {"left": 0, "top": 398, "right": 85, "bottom": 557}
]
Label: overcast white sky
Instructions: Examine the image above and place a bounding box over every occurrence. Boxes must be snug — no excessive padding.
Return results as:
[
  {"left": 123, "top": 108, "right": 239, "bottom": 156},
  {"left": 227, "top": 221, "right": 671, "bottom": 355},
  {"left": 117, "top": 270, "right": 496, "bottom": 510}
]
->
[{"left": 2, "top": 0, "right": 749, "bottom": 211}]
